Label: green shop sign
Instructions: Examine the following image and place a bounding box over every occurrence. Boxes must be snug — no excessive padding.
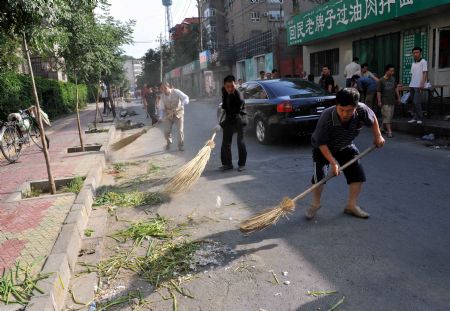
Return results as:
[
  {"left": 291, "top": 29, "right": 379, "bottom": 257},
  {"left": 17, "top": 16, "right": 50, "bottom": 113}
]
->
[{"left": 287, "top": 0, "right": 450, "bottom": 46}]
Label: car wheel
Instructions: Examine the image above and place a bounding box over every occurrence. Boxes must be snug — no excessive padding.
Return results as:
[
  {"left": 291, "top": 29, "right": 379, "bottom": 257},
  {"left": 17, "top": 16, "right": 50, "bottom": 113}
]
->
[{"left": 255, "top": 118, "right": 271, "bottom": 144}]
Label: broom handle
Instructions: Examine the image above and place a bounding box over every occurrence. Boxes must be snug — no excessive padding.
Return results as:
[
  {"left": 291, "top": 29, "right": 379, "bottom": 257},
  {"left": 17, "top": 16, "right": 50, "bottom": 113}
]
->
[{"left": 291, "top": 145, "right": 377, "bottom": 203}]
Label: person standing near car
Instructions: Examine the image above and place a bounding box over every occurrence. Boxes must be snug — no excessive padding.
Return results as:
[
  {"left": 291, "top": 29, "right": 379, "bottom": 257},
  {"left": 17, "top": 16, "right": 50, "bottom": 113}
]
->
[
  {"left": 306, "top": 88, "right": 385, "bottom": 220},
  {"left": 408, "top": 47, "right": 428, "bottom": 125},
  {"left": 158, "top": 82, "right": 189, "bottom": 151},
  {"left": 319, "top": 65, "right": 334, "bottom": 93},
  {"left": 220, "top": 75, "right": 247, "bottom": 172}
]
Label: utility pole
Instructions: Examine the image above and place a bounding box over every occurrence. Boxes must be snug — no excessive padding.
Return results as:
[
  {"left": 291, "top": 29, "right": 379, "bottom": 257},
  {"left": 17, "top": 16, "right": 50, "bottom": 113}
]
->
[
  {"left": 159, "top": 33, "right": 163, "bottom": 82},
  {"left": 197, "top": 0, "right": 203, "bottom": 51}
]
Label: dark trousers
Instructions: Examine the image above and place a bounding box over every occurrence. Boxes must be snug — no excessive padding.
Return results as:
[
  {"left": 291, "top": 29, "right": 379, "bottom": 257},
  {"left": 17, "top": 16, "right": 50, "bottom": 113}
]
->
[
  {"left": 102, "top": 97, "right": 109, "bottom": 113},
  {"left": 221, "top": 121, "right": 247, "bottom": 167},
  {"left": 147, "top": 103, "right": 158, "bottom": 125}
]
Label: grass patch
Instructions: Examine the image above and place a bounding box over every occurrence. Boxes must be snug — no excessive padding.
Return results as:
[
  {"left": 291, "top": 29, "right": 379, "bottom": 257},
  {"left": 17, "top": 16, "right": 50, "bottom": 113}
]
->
[
  {"left": 84, "top": 228, "right": 95, "bottom": 237},
  {"left": 0, "top": 262, "right": 51, "bottom": 306},
  {"left": 147, "top": 163, "right": 160, "bottom": 174},
  {"left": 60, "top": 176, "right": 84, "bottom": 194},
  {"left": 109, "top": 216, "right": 173, "bottom": 242},
  {"left": 96, "top": 290, "right": 146, "bottom": 310},
  {"left": 94, "top": 189, "right": 162, "bottom": 208},
  {"left": 23, "top": 187, "right": 43, "bottom": 199}
]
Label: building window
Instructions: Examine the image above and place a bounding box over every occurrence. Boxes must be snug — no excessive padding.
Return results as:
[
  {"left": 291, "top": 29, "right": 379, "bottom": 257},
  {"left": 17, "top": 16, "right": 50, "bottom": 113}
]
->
[
  {"left": 204, "top": 8, "right": 216, "bottom": 18},
  {"left": 251, "top": 11, "right": 260, "bottom": 22},
  {"left": 250, "top": 0, "right": 260, "bottom": 3},
  {"left": 310, "top": 48, "right": 339, "bottom": 77},
  {"left": 438, "top": 29, "right": 450, "bottom": 68},
  {"left": 267, "top": 0, "right": 283, "bottom": 3},
  {"left": 267, "top": 10, "right": 284, "bottom": 21}
]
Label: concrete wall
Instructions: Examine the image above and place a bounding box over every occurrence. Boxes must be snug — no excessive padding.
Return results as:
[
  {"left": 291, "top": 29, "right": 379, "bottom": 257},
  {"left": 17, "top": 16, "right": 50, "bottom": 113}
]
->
[{"left": 302, "top": 10, "right": 450, "bottom": 96}]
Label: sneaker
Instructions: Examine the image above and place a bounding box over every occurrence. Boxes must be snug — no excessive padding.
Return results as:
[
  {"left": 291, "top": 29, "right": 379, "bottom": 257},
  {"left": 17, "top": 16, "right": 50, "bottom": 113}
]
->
[
  {"left": 220, "top": 165, "right": 233, "bottom": 171},
  {"left": 344, "top": 205, "right": 370, "bottom": 219},
  {"left": 387, "top": 132, "right": 393, "bottom": 138},
  {"left": 407, "top": 119, "right": 417, "bottom": 123},
  {"left": 305, "top": 204, "right": 321, "bottom": 220},
  {"left": 237, "top": 166, "right": 246, "bottom": 172},
  {"left": 416, "top": 120, "right": 423, "bottom": 125}
]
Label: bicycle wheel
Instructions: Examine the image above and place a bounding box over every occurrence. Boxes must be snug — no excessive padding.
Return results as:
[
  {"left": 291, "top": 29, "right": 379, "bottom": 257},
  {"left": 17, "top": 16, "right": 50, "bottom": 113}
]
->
[
  {"left": 28, "top": 118, "right": 43, "bottom": 149},
  {"left": 0, "top": 125, "right": 22, "bottom": 163}
]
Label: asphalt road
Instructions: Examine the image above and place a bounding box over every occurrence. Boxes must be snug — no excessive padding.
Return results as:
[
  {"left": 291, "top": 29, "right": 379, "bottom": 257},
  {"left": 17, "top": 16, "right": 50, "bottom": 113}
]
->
[{"left": 112, "top": 99, "right": 450, "bottom": 311}]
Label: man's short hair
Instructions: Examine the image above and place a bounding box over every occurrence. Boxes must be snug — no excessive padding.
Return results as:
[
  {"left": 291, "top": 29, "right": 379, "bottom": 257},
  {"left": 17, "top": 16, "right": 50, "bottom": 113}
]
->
[
  {"left": 323, "top": 64, "right": 330, "bottom": 70},
  {"left": 224, "top": 75, "right": 236, "bottom": 84},
  {"left": 361, "top": 63, "right": 369, "bottom": 68},
  {"left": 351, "top": 74, "right": 360, "bottom": 82},
  {"left": 353, "top": 57, "right": 359, "bottom": 62},
  {"left": 272, "top": 69, "right": 278, "bottom": 73},
  {"left": 158, "top": 81, "right": 169, "bottom": 88},
  {"left": 336, "top": 88, "right": 360, "bottom": 107},
  {"left": 259, "top": 70, "right": 265, "bottom": 75},
  {"left": 412, "top": 46, "right": 422, "bottom": 53},
  {"left": 384, "top": 64, "right": 395, "bottom": 73}
]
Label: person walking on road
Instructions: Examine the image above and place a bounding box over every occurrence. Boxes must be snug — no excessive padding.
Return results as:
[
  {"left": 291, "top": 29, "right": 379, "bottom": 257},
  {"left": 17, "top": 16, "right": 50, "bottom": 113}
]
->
[
  {"left": 319, "top": 65, "right": 335, "bottom": 93},
  {"left": 158, "top": 82, "right": 189, "bottom": 151},
  {"left": 100, "top": 81, "right": 109, "bottom": 114},
  {"left": 143, "top": 85, "right": 158, "bottom": 125},
  {"left": 306, "top": 88, "right": 385, "bottom": 220},
  {"left": 344, "top": 57, "right": 361, "bottom": 87},
  {"left": 219, "top": 75, "right": 247, "bottom": 172},
  {"left": 408, "top": 47, "right": 428, "bottom": 125},
  {"left": 377, "top": 64, "right": 400, "bottom": 138}
]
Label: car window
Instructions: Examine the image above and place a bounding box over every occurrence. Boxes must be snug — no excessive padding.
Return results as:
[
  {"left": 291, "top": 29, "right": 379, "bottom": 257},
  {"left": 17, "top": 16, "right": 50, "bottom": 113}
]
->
[
  {"left": 245, "top": 84, "right": 268, "bottom": 99},
  {"left": 271, "top": 80, "right": 328, "bottom": 98}
]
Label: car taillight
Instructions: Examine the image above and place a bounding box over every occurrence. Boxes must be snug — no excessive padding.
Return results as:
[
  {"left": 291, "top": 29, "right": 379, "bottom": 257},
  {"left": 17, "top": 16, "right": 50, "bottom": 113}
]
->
[{"left": 277, "top": 101, "right": 293, "bottom": 113}]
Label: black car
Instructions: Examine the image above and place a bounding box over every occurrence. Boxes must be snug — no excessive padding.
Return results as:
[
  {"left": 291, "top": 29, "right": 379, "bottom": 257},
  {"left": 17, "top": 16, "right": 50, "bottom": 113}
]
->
[{"left": 220, "top": 78, "right": 336, "bottom": 144}]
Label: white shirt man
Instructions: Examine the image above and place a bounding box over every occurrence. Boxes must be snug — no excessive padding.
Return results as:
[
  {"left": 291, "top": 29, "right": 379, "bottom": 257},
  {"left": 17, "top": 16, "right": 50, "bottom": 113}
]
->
[
  {"left": 158, "top": 83, "right": 189, "bottom": 151},
  {"left": 408, "top": 47, "right": 428, "bottom": 124},
  {"left": 344, "top": 58, "right": 361, "bottom": 87}
]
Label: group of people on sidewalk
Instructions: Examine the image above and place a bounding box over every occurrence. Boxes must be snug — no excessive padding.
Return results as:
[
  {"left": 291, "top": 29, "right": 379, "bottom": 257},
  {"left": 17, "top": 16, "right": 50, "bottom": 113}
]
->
[{"left": 319, "top": 46, "right": 429, "bottom": 138}]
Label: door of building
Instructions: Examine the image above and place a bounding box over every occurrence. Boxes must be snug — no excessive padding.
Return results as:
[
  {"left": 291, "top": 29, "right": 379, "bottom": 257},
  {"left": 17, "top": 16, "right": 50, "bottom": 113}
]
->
[{"left": 352, "top": 32, "right": 401, "bottom": 80}]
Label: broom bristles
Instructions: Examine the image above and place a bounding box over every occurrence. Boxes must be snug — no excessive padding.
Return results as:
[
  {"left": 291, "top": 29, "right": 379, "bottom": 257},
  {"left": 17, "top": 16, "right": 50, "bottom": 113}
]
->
[
  {"left": 239, "top": 197, "right": 295, "bottom": 234},
  {"left": 110, "top": 128, "right": 147, "bottom": 151},
  {"left": 163, "top": 139, "right": 215, "bottom": 194}
]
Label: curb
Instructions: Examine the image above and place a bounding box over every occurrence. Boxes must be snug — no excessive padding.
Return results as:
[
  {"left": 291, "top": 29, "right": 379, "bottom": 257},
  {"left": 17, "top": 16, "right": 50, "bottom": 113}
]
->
[
  {"left": 26, "top": 124, "right": 116, "bottom": 311},
  {"left": 392, "top": 120, "right": 450, "bottom": 138}
]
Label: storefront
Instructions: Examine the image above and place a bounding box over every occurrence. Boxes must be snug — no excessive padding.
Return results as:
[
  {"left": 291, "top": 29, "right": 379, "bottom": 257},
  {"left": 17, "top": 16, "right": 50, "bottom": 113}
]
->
[
  {"left": 236, "top": 52, "right": 274, "bottom": 81},
  {"left": 286, "top": 0, "right": 450, "bottom": 95}
]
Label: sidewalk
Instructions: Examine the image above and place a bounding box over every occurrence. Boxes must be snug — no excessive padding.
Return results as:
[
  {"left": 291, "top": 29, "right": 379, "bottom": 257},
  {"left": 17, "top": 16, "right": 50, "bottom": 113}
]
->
[
  {"left": 0, "top": 104, "right": 112, "bottom": 275},
  {"left": 392, "top": 116, "right": 450, "bottom": 138}
]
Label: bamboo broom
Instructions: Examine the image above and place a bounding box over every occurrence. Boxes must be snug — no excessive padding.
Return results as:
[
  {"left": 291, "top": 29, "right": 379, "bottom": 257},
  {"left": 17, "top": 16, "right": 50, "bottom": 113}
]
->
[
  {"left": 109, "top": 120, "right": 161, "bottom": 152},
  {"left": 239, "top": 145, "right": 377, "bottom": 234},
  {"left": 163, "top": 130, "right": 218, "bottom": 195}
]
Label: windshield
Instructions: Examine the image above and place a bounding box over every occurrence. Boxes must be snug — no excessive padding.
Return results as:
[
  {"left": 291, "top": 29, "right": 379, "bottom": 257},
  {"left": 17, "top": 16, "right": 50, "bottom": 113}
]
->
[{"left": 271, "top": 80, "right": 328, "bottom": 98}]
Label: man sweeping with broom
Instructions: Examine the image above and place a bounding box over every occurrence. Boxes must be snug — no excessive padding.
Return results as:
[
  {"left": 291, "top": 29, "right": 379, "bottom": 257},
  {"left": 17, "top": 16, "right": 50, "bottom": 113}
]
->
[
  {"left": 306, "top": 88, "right": 385, "bottom": 220},
  {"left": 158, "top": 82, "right": 189, "bottom": 151}
]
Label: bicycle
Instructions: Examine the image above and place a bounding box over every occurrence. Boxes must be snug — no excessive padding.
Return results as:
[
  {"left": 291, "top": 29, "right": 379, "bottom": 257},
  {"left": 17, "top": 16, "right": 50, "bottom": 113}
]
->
[
  {"left": 0, "top": 120, "right": 22, "bottom": 163},
  {"left": 0, "top": 108, "right": 49, "bottom": 163}
]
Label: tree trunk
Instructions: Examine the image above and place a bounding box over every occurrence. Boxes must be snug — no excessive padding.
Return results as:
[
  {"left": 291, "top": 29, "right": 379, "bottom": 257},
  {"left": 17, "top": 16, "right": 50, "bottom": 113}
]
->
[
  {"left": 23, "top": 34, "right": 56, "bottom": 194},
  {"left": 74, "top": 74, "right": 85, "bottom": 152}
]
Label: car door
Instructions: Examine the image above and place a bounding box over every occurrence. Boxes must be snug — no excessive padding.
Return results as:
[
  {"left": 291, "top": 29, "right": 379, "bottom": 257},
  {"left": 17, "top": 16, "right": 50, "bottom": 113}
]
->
[{"left": 243, "top": 83, "right": 269, "bottom": 125}]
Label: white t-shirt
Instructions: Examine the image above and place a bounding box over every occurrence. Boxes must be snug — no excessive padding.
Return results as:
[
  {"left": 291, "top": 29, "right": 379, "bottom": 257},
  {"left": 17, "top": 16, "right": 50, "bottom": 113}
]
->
[
  {"left": 344, "top": 62, "right": 361, "bottom": 79},
  {"left": 159, "top": 89, "right": 189, "bottom": 119},
  {"left": 409, "top": 59, "right": 428, "bottom": 88}
]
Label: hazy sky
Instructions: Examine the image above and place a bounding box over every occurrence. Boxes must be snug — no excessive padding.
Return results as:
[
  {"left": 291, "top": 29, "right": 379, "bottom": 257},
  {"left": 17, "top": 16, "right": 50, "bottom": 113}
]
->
[{"left": 108, "top": 0, "right": 198, "bottom": 58}]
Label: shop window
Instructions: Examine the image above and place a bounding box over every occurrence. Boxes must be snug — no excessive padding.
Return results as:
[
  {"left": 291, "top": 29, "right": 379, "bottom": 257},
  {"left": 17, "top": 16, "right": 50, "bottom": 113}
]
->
[
  {"left": 310, "top": 48, "right": 339, "bottom": 77},
  {"left": 251, "top": 11, "right": 260, "bottom": 22}
]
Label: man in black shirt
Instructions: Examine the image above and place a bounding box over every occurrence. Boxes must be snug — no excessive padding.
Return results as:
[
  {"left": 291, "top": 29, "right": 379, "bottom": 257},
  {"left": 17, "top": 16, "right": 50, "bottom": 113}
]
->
[
  {"left": 319, "top": 64, "right": 335, "bottom": 93},
  {"left": 307, "top": 88, "right": 385, "bottom": 219},
  {"left": 220, "top": 75, "right": 247, "bottom": 172}
]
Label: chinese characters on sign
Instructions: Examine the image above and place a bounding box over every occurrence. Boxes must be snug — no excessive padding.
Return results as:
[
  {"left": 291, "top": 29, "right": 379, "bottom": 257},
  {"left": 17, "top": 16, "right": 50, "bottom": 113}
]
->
[{"left": 287, "top": 0, "right": 449, "bottom": 45}]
